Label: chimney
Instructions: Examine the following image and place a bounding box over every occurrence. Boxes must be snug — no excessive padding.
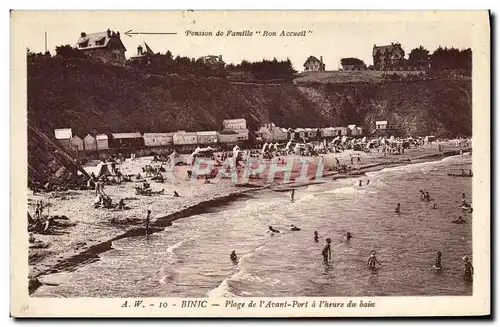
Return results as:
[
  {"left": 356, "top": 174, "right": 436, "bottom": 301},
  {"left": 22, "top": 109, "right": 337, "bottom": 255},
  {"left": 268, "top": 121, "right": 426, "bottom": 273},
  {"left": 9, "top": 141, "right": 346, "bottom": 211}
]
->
[
  {"left": 80, "top": 32, "right": 86, "bottom": 38},
  {"left": 320, "top": 56, "right": 323, "bottom": 63},
  {"left": 117, "top": 31, "right": 120, "bottom": 37},
  {"left": 137, "top": 45, "right": 143, "bottom": 56},
  {"left": 107, "top": 29, "right": 111, "bottom": 37}
]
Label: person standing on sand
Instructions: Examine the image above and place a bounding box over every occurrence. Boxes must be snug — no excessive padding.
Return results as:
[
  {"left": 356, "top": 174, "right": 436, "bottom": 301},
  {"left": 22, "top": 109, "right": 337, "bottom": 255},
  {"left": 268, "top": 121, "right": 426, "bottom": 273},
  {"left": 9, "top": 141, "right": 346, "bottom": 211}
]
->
[
  {"left": 94, "top": 178, "right": 100, "bottom": 196},
  {"left": 291, "top": 189, "right": 295, "bottom": 202},
  {"left": 145, "top": 210, "right": 151, "bottom": 237},
  {"left": 395, "top": 203, "right": 401, "bottom": 214}
]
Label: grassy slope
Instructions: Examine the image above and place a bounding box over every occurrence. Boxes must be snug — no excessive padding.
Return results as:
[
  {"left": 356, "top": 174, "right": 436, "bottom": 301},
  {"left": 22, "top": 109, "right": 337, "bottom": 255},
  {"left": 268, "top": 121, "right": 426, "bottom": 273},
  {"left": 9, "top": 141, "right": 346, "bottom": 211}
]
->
[{"left": 28, "top": 57, "right": 471, "bottom": 139}]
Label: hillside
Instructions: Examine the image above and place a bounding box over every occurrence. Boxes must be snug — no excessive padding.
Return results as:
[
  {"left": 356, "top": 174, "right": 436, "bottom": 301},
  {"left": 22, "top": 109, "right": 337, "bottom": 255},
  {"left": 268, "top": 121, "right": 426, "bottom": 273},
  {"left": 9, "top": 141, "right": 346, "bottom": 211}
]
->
[
  {"left": 28, "top": 57, "right": 472, "bottom": 139},
  {"left": 293, "top": 70, "right": 425, "bottom": 84}
]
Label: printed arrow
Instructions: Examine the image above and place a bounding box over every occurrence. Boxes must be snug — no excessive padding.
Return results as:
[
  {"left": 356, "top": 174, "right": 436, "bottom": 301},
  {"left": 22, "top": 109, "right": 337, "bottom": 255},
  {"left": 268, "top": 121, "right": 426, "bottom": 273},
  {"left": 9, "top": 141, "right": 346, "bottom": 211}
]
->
[{"left": 124, "top": 30, "right": 177, "bottom": 37}]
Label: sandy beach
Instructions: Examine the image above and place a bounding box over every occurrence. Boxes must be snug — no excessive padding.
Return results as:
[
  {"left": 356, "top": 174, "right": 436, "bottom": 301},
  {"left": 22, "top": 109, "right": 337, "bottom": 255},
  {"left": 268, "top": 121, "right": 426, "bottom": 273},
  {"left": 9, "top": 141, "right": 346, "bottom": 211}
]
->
[{"left": 27, "top": 141, "right": 468, "bottom": 292}]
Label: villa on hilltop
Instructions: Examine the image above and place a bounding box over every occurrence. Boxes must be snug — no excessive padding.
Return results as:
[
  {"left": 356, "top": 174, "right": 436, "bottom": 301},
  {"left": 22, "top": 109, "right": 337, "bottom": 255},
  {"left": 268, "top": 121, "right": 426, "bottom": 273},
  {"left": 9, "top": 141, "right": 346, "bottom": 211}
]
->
[
  {"left": 198, "top": 55, "right": 226, "bottom": 69},
  {"left": 128, "top": 41, "right": 165, "bottom": 71},
  {"left": 75, "top": 29, "right": 127, "bottom": 65},
  {"left": 372, "top": 43, "right": 405, "bottom": 70},
  {"left": 303, "top": 56, "right": 325, "bottom": 72},
  {"left": 131, "top": 42, "right": 155, "bottom": 59}
]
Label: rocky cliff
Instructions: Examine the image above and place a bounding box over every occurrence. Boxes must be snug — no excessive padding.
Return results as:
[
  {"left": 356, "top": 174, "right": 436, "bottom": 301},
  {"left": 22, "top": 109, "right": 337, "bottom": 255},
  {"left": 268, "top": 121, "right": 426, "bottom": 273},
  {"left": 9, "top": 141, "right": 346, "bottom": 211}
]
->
[{"left": 28, "top": 57, "right": 472, "bottom": 139}]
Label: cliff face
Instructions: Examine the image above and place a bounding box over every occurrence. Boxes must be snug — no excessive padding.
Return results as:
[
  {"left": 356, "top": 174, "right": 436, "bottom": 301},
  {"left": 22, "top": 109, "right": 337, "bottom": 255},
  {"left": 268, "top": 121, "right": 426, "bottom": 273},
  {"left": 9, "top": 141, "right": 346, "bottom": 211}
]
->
[
  {"left": 27, "top": 124, "right": 88, "bottom": 186},
  {"left": 28, "top": 57, "right": 472, "bottom": 138}
]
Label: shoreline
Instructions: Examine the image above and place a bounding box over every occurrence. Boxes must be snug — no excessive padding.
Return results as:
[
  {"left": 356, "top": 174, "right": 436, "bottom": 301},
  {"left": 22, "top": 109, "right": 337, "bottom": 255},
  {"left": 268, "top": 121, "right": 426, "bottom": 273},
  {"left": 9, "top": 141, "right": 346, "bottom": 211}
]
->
[{"left": 29, "top": 146, "right": 469, "bottom": 295}]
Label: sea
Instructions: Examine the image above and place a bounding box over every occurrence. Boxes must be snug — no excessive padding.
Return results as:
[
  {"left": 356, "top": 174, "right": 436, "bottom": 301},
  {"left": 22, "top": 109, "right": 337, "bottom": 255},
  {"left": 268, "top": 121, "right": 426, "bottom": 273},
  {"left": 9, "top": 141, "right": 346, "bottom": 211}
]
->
[{"left": 34, "top": 154, "right": 472, "bottom": 297}]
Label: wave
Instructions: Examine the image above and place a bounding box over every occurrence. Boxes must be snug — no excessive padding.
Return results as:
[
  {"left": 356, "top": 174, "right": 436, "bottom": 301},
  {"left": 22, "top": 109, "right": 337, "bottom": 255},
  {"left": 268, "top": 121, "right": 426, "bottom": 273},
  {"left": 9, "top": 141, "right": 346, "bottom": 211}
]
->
[
  {"left": 207, "top": 240, "right": 269, "bottom": 298},
  {"left": 207, "top": 271, "right": 243, "bottom": 298},
  {"left": 238, "top": 244, "right": 266, "bottom": 266},
  {"left": 323, "top": 186, "right": 358, "bottom": 195},
  {"left": 167, "top": 240, "right": 186, "bottom": 254},
  {"left": 374, "top": 154, "right": 470, "bottom": 176}
]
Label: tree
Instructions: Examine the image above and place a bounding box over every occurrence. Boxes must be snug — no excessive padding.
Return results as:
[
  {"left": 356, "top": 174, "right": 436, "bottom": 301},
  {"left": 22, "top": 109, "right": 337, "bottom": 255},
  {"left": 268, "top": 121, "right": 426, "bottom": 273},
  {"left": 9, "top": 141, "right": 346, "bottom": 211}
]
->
[
  {"left": 55, "top": 44, "right": 86, "bottom": 58},
  {"left": 431, "top": 46, "right": 471, "bottom": 71},
  {"left": 408, "top": 46, "right": 430, "bottom": 65},
  {"left": 165, "top": 50, "right": 173, "bottom": 60},
  {"left": 340, "top": 57, "right": 365, "bottom": 67}
]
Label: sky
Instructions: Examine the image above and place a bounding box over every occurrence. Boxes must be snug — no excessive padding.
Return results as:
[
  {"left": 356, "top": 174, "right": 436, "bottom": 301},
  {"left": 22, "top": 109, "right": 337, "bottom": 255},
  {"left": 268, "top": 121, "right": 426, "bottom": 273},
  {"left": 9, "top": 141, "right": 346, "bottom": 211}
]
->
[{"left": 14, "top": 11, "right": 475, "bottom": 71}]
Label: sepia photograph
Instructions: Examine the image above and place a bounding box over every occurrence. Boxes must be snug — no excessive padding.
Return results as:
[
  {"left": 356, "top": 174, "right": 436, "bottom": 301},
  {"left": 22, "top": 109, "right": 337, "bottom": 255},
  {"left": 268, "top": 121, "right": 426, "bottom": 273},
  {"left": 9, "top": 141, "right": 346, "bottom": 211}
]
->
[{"left": 10, "top": 10, "right": 490, "bottom": 317}]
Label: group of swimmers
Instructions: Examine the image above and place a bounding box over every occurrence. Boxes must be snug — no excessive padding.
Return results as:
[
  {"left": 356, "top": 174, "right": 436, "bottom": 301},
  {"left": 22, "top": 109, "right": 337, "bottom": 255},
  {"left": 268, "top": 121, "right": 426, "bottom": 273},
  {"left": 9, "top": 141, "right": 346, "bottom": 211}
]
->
[
  {"left": 317, "top": 232, "right": 380, "bottom": 269},
  {"left": 433, "top": 251, "right": 473, "bottom": 282},
  {"left": 419, "top": 190, "right": 432, "bottom": 202},
  {"left": 358, "top": 180, "right": 370, "bottom": 187},
  {"left": 295, "top": 186, "right": 474, "bottom": 280}
]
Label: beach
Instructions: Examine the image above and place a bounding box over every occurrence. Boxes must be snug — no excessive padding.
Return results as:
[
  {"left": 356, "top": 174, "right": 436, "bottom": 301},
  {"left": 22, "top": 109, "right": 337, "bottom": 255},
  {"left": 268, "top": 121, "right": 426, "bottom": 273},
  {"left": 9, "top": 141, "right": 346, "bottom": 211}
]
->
[{"left": 28, "top": 141, "right": 469, "bottom": 294}]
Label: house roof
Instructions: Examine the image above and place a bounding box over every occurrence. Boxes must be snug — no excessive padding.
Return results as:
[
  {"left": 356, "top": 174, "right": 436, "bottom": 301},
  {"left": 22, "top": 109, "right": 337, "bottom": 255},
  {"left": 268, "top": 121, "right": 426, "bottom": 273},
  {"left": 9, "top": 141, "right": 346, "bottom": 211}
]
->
[
  {"left": 196, "top": 131, "right": 218, "bottom": 136},
  {"left": 279, "top": 128, "right": 289, "bottom": 133},
  {"left": 141, "top": 42, "right": 155, "bottom": 55},
  {"left": 174, "top": 131, "right": 197, "bottom": 136},
  {"left": 96, "top": 134, "right": 108, "bottom": 140},
  {"left": 223, "top": 118, "right": 246, "bottom": 123},
  {"left": 303, "top": 56, "right": 323, "bottom": 67},
  {"left": 131, "top": 41, "right": 155, "bottom": 59},
  {"left": 143, "top": 133, "right": 174, "bottom": 137},
  {"left": 71, "top": 135, "right": 83, "bottom": 141},
  {"left": 84, "top": 134, "right": 96, "bottom": 140},
  {"left": 75, "top": 30, "right": 126, "bottom": 51},
  {"left": 218, "top": 130, "right": 238, "bottom": 135},
  {"left": 200, "top": 55, "right": 225, "bottom": 65},
  {"left": 376, "top": 120, "right": 388, "bottom": 124},
  {"left": 112, "top": 132, "right": 142, "bottom": 139},
  {"left": 372, "top": 43, "right": 403, "bottom": 57},
  {"left": 348, "top": 124, "right": 357, "bottom": 130},
  {"left": 54, "top": 128, "right": 72, "bottom": 140}
]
